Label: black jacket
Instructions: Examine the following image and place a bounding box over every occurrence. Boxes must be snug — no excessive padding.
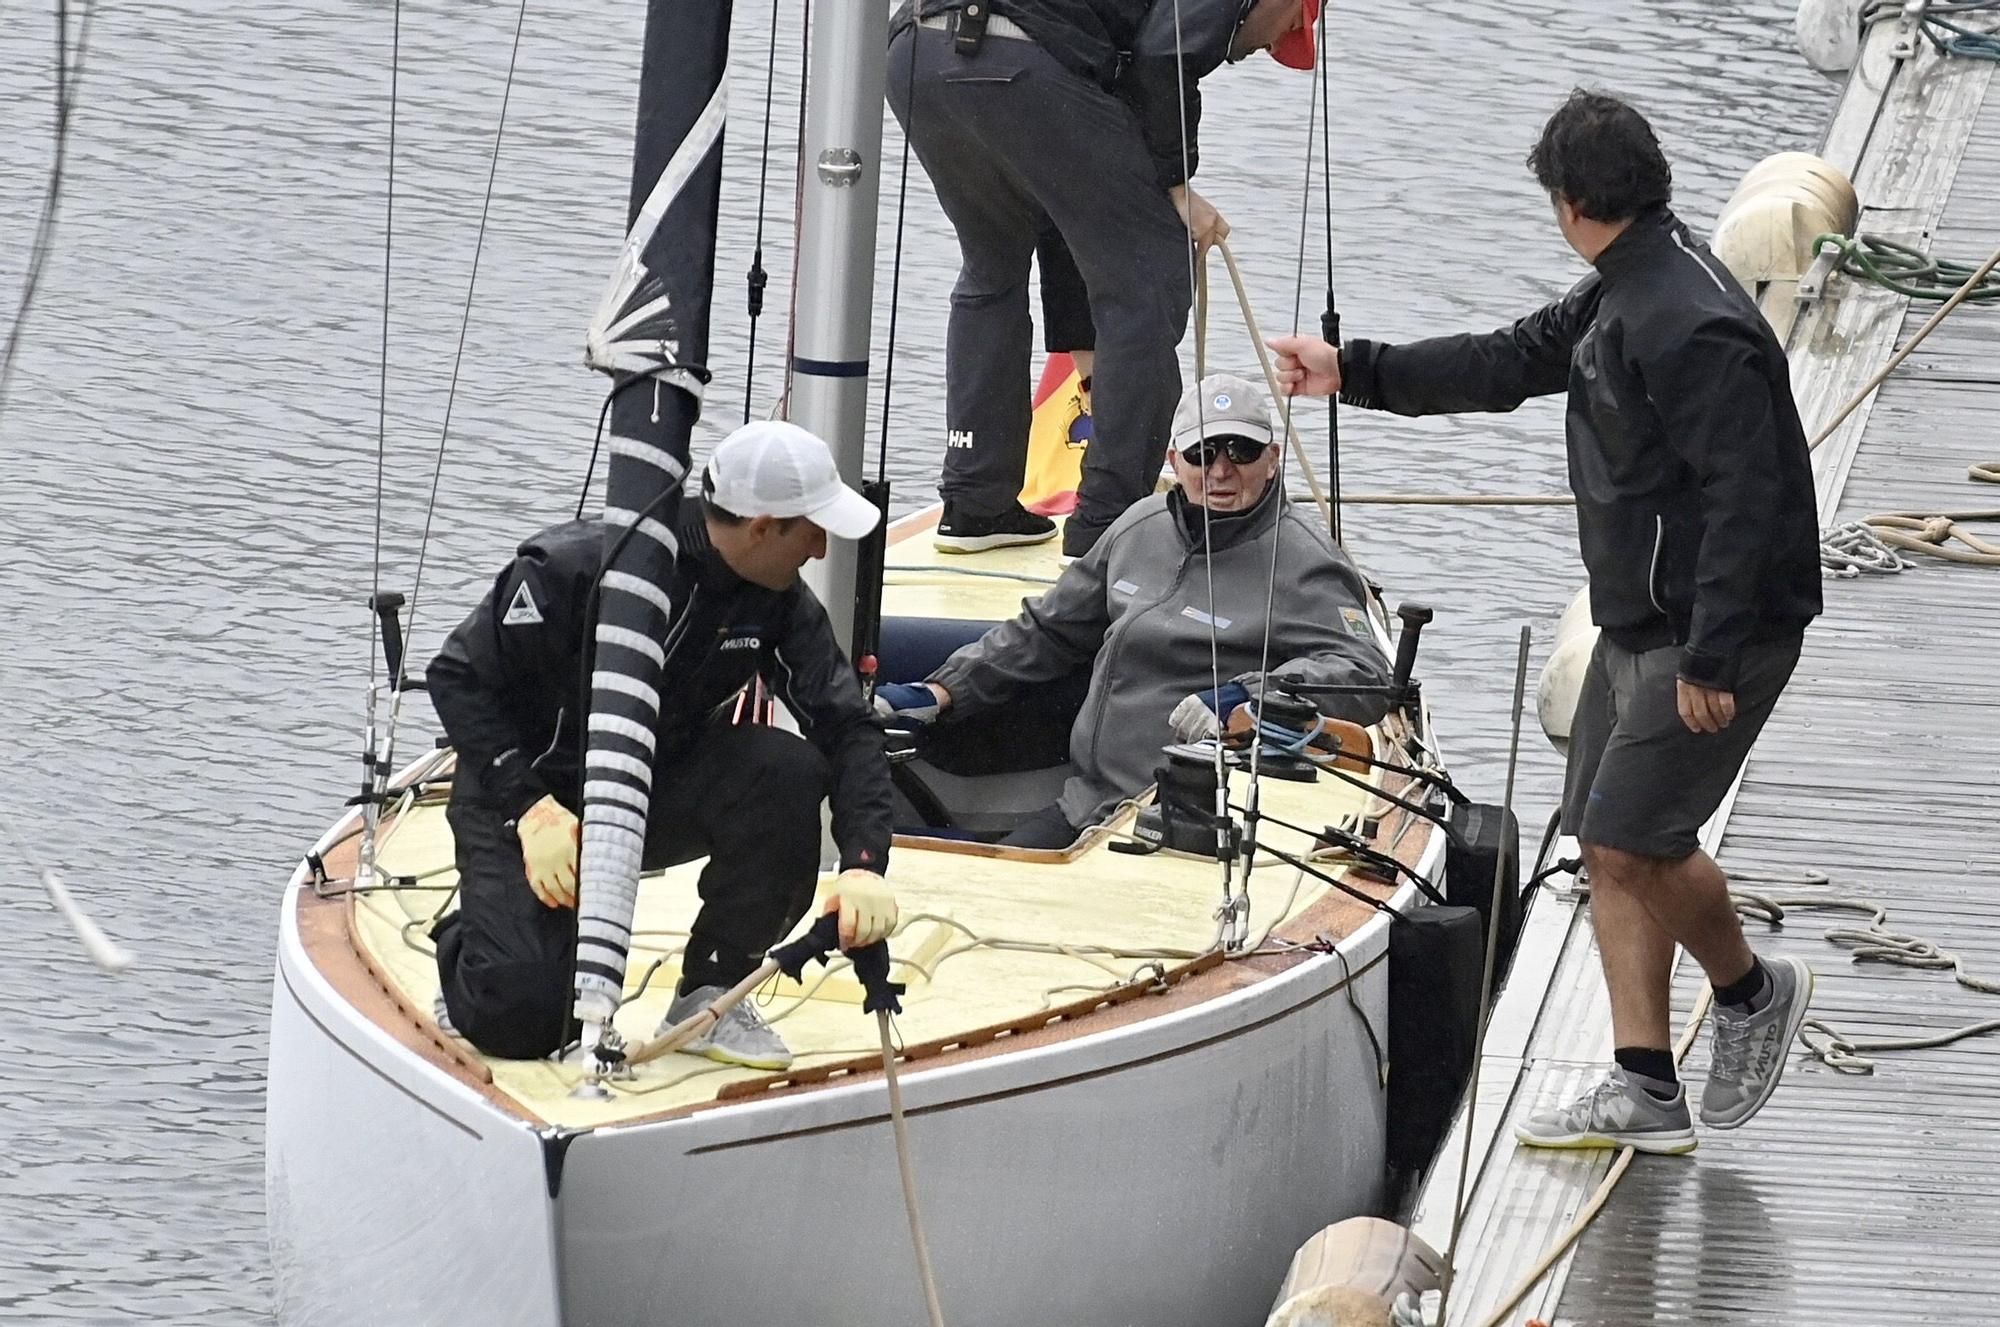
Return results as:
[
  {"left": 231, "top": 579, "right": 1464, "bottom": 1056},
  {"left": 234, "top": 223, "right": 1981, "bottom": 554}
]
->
[
  {"left": 427, "top": 516, "right": 893, "bottom": 873},
  {"left": 898, "top": 0, "right": 1244, "bottom": 188},
  {"left": 1338, "top": 207, "right": 1822, "bottom": 689}
]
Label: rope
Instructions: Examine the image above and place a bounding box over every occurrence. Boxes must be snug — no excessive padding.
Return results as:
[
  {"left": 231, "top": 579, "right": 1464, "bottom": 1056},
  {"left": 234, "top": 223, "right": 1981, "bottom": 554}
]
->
[
  {"left": 1819, "top": 520, "right": 1914, "bottom": 576},
  {"left": 1211, "top": 242, "right": 1334, "bottom": 531},
  {"left": 1808, "top": 239, "right": 2000, "bottom": 451},
  {"left": 1727, "top": 873, "right": 2000, "bottom": 1073},
  {"left": 1858, "top": 509, "right": 2000, "bottom": 566},
  {"left": 880, "top": 1010, "right": 947, "bottom": 1327},
  {"left": 1472, "top": 963, "right": 1712, "bottom": 1327},
  {"left": 1473, "top": 862, "right": 2000, "bottom": 1322},
  {"left": 1814, "top": 233, "right": 2000, "bottom": 302},
  {"left": 1863, "top": 0, "right": 2000, "bottom": 58}
]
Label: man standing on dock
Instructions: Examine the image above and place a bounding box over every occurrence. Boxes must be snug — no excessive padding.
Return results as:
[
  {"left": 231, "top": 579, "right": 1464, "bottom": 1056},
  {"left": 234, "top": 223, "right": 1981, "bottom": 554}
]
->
[{"left": 1269, "top": 90, "right": 1822, "bottom": 1153}]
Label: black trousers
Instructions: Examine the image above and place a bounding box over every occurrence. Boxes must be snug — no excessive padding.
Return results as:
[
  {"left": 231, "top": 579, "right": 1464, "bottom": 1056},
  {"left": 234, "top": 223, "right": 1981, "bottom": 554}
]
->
[
  {"left": 888, "top": 25, "right": 1188, "bottom": 539},
  {"left": 434, "top": 722, "right": 829, "bottom": 1059}
]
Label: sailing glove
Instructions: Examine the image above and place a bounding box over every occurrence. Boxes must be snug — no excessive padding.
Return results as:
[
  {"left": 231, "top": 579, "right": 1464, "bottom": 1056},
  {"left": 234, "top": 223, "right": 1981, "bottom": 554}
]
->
[
  {"left": 872, "top": 682, "right": 943, "bottom": 725},
  {"left": 817, "top": 868, "right": 899, "bottom": 949},
  {"left": 513, "top": 795, "right": 580, "bottom": 910},
  {"left": 1169, "top": 682, "right": 1252, "bottom": 743}
]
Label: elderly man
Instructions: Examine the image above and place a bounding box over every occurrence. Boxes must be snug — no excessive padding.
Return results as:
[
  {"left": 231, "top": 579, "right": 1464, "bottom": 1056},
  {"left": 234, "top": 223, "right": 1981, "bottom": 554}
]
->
[{"left": 876, "top": 373, "right": 1391, "bottom": 848}]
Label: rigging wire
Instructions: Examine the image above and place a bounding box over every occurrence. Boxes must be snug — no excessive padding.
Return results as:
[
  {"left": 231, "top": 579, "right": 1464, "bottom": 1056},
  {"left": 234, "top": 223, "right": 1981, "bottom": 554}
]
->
[
  {"left": 778, "top": 0, "right": 815, "bottom": 417},
  {"left": 1315, "top": 0, "right": 1342, "bottom": 545},
  {"left": 742, "top": 0, "right": 783, "bottom": 424},
  {"left": 875, "top": 24, "right": 925, "bottom": 488},
  {"left": 369, "top": 0, "right": 404, "bottom": 703},
  {"left": 1166, "top": 0, "right": 1238, "bottom": 943},
  {"left": 384, "top": 0, "right": 533, "bottom": 768},
  {"left": 1240, "top": 4, "right": 1328, "bottom": 906},
  {"left": 0, "top": 0, "right": 95, "bottom": 428}
]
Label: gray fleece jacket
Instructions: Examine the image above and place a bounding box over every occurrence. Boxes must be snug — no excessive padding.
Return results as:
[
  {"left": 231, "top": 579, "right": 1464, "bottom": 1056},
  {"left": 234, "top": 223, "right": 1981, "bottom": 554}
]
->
[{"left": 928, "top": 486, "right": 1394, "bottom": 828}]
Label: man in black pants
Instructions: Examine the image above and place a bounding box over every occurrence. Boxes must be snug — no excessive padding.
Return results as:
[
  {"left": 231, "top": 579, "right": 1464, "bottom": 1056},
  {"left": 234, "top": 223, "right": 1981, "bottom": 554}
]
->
[
  {"left": 1272, "top": 91, "right": 1822, "bottom": 1153},
  {"left": 427, "top": 421, "right": 898, "bottom": 1067},
  {"left": 889, "top": 0, "right": 1319, "bottom": 559}
]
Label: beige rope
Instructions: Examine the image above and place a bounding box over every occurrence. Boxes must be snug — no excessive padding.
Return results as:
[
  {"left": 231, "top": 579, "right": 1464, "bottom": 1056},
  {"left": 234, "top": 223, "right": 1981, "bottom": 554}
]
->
[
  {"left": 881, "top": 1009, "right": 948, "bottom": 1327},
  {"left": 1208, "top": 240, "right": 1336, "bottom": 532},
  {"left": 1808, "top": 240, "right": 2000, "bottom": 452},
  {"left": 1471, "top": 982, "right": 1714, "bottom": 1327},
  {"left": 1859, "top": 510, "right": 2000, "bottom": 566}
]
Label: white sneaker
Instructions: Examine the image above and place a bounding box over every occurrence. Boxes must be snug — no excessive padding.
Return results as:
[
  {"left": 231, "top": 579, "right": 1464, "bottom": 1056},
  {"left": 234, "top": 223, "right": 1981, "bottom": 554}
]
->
[
  {"left": 1514, "top": 1068, "right": 1697, "bottom": 1155},
  {"left": 662, "top": 985, "right": 793, "bottom": 1071}
]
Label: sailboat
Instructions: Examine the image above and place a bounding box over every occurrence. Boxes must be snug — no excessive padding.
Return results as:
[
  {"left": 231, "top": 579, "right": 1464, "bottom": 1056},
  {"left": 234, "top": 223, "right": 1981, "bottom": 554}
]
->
[{"left": 264, "top": 5, "right": 1507, "bottom": 1324}]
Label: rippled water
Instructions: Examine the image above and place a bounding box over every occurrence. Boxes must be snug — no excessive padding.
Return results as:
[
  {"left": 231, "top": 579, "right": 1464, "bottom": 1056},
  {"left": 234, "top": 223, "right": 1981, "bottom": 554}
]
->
[{"left": 0, "top": 0, "right": 1831, "bottom": 1318}]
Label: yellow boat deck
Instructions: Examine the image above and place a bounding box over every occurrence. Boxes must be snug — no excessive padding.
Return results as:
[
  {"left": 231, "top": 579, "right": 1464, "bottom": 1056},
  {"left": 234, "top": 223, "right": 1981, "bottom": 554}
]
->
[{"left": 308, "top": 508, "right": 1419, "bottom": 1131}]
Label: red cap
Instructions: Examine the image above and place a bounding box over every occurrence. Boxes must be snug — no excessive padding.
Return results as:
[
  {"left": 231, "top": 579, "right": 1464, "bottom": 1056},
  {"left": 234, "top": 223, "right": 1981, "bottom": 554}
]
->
[{"left": 1268, "top": 0, "right": 1322, "bottom": 70}]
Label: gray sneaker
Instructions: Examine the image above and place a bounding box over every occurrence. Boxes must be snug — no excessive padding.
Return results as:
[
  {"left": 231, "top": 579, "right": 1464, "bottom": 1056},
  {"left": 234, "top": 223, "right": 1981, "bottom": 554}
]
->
[
  {"left": 1701, "top": 955, "right": 1813, "bottom": 1130},
  {"left": 662, "top": 985, "right": 794, "bottom": 1071},
  {"left": 1514, "top": 1068, "right": 1697, "bottom": 1155}
]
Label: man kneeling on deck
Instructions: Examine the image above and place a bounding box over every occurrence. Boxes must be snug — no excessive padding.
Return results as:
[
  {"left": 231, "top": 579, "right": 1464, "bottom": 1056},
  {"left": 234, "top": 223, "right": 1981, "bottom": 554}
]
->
[
  {"left": 875, "top": 373, "right": 1394, "bottom": 849},
  {"left": 427, "top": 421, "right": 898, "bottom": 1067},
  {"left": 1270, "top": 90, "right": 1822, "bottom": 1150}
]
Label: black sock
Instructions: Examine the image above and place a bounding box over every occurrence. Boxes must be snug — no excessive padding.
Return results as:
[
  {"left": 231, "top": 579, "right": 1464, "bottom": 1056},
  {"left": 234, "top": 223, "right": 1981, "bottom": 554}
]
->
[
  {"left": 1714, "top": 956, "right": 1771, "bottom": 1013},
  {"left": 1614, "top": 1046, "right": 1680, "bottom": 1099}
]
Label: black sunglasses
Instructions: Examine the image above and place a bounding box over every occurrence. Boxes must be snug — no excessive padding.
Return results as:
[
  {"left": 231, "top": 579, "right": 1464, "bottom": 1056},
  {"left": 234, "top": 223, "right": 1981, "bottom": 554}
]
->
[{"left": 1180, "top": 435, "right": 1273, "bottom": 468}]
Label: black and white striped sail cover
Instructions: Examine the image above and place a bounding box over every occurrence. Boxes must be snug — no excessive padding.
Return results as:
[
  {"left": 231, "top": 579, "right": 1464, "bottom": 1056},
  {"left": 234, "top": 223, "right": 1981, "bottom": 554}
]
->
[{"left": 573, "top": 1, "right": 733, "bottom": 1022}]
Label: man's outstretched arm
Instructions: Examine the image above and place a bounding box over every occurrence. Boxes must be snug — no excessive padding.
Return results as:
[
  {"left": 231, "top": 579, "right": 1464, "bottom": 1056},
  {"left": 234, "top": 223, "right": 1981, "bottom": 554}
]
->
[{"left": 1270, "top": 276, "right": 1597, "bottom": 416}]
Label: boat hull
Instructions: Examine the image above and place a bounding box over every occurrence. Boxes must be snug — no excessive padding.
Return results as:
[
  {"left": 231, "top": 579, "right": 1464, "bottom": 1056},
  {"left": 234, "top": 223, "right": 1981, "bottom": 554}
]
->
[{"left": 266, "top": 870, "right": 1403, "bottom": 1326}]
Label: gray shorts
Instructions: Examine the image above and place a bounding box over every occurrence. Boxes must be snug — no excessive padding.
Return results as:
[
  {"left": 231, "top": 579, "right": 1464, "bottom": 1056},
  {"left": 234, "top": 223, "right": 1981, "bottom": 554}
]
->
[{"left": 1560, "top": 634, "right": 1801, "bottom": 860}]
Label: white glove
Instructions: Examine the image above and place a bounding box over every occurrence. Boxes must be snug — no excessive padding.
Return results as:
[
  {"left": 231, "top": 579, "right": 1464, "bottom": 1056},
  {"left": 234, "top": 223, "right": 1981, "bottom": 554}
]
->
[
  {"left": 1169, "top": 692, "right": 1222, "bottom": 744},
  {"left": 1169, "top": 682, "right": 1252, "bottom": 744}
]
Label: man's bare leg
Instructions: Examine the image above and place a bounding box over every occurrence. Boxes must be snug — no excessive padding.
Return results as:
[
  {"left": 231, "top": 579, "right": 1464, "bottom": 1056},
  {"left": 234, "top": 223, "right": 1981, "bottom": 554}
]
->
[
  {"left": 1591, "top": 843, "right": 1755, "bottom": 989},
  {"left": 1580, "top": 842, "right": 1678, "bottom": 1052}
]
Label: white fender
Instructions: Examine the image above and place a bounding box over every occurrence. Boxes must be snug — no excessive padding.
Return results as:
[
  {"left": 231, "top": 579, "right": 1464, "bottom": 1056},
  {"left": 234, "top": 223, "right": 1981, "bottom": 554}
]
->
[
  {"left": 1265, "top": 1217, "right": 1444, "bottom": 1327},
  {"left": 1796, "top": 0, "right": 1866, "bottom": 75},
  {"left": 1536, "top": 586, "right": 1598, "bottom": 753},
  {"left": 1710, "top": 152, "right": 1860, "bottom": 295}
]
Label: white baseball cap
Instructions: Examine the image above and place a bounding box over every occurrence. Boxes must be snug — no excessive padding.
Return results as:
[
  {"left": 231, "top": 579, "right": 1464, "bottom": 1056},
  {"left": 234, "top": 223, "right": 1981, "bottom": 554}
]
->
[{"left": 702, "top": 420, "right": 881, "bottom": 541}]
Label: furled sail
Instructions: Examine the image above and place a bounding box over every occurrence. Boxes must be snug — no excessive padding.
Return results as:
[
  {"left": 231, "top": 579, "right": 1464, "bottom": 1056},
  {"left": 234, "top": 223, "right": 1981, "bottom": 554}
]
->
[{"left": 573, "top": 1, "right": 733, "bottom": 1024}]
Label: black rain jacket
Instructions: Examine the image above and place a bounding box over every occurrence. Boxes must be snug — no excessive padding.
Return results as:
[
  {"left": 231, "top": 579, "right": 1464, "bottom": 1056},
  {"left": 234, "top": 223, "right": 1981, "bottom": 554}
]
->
[
  {"left": 1339, "top": 206, "right": 1822, "bottom": 688},
  {"left": 427, "top": 515, "right": 893, "bottom": 873}
]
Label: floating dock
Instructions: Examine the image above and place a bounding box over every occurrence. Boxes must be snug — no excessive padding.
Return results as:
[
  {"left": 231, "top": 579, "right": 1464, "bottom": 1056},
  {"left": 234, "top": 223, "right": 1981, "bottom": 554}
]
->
[{"left": 1418, "top": 16, "right": 2000, "bottom": 1325}]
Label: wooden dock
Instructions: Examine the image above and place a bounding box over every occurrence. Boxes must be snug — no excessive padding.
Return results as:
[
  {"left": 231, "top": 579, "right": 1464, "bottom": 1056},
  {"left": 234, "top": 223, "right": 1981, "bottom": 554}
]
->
[{"left": 1416, "top": 14, "right": 2000, "bottom": 1325}]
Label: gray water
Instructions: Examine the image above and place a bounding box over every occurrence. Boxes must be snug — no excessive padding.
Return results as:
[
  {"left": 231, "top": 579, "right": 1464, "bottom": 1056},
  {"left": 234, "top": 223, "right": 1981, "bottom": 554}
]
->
[{"left": 0, "top": 1, "right": 1832, "bottom": 1319}]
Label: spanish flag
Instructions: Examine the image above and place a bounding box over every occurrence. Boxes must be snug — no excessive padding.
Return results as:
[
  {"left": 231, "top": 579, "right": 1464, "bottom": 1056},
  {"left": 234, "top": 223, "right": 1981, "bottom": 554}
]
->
[{"left": 1018, "top": 353, "right": 1092, "bottom": 516}]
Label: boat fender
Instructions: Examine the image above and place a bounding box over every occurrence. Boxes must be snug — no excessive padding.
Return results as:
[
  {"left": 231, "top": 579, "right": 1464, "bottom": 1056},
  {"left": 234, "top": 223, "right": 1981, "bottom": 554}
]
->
[
  {"left": 1385, "top": 906, "right": 1483, "bottom": 1173},
  {"left": 1795, "top": 0, "right": 1866, "bottom": 75},
  {"left": 1444, "top": 801, "right": 1523, "bottom": 986},
  {"left": 1265, "top": 1216, "right": 1445, "bottom": 1327},
  {"left": 1535, "top": 586, "right": 1597, "bottom": 753},
  {"left": 1710, "top": 152, "right": 1860, "bottom": 297}
]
